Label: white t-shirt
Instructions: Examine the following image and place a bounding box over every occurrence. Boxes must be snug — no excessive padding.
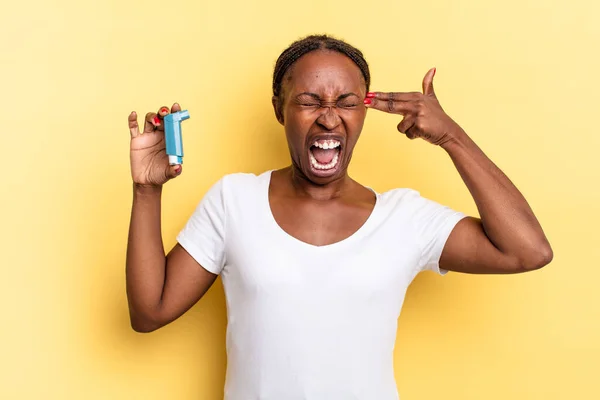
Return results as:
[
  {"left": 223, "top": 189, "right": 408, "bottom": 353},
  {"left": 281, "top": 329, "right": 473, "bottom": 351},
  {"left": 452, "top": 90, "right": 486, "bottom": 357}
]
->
[{"left": 177, "top": 170, "right": 466, "bottom": 400}]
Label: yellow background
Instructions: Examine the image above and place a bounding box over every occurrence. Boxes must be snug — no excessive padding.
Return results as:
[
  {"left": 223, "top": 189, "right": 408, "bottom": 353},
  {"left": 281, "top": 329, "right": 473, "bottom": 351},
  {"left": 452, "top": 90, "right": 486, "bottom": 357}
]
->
[{"left": 2, "top": 0, "right": 599, "bottom": 398}]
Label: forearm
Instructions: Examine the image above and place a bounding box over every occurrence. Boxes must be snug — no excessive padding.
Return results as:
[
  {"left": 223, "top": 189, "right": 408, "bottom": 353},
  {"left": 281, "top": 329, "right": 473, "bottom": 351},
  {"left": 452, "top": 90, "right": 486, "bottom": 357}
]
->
[
  {"left": 442, "top": 128, "right": 552, "bottom": 268},
  {"left": 126, "top": 184, "right": 167, "bottom": 329}
]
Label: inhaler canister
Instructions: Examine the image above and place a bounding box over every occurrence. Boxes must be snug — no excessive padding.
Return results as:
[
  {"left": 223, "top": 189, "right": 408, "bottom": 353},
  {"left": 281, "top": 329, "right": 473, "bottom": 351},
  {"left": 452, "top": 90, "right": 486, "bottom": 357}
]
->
[{"left": 164, "top": 110, "right": 190, "bottom": 165}]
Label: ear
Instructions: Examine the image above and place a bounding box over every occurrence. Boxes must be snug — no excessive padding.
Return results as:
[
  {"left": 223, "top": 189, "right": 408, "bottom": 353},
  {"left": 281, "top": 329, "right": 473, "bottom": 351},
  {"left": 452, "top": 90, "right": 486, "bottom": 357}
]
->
[{"left": 272, "top": 96, "right": 284, "bottom": 125}]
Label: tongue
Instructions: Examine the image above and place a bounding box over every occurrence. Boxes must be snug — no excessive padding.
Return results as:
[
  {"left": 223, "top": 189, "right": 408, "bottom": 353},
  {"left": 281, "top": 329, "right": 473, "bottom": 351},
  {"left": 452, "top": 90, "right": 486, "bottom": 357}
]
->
[{"left": 312, "top": 147, "right": 336, "bottom": 164}]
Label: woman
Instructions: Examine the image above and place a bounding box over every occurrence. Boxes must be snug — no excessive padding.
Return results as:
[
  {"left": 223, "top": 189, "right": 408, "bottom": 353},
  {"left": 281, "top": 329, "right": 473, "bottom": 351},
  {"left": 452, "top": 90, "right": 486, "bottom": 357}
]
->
[{"left": 126, "top": 35, "right": 552, "bottom": 399}]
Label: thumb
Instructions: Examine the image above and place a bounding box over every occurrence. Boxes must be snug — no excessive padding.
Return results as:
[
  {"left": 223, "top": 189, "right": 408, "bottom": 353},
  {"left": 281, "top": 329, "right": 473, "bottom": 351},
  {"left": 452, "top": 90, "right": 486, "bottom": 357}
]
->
[
  {"left": 168, "top": 164, "right": 183, "bottom": 179},
  {"left": 422, "top": 67, "right": 436, "bottom": 97}
]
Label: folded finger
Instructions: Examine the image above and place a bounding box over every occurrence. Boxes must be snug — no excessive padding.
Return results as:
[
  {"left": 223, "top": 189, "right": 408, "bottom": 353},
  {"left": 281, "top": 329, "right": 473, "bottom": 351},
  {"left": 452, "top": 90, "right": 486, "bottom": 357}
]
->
[
  {"left": 405, "top": 125, "right": 419, "bottom": 140},
  {"left": 154, "top": 106, "right": 171, "bottom": 132},
  {"left": 144, "top": 112, "right": 161, "bottom": 134},
  {"left": 158, "top": 106, "right": 170, "bottom": 118},
  {"left": 397, "top": 116, "right": 416, "bottom": 134}
]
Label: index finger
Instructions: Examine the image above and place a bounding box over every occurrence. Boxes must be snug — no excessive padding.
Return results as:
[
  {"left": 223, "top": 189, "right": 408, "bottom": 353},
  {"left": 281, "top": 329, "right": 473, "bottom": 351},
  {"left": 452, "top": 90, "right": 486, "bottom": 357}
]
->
[
  {"left": 171, "top": 103, "right": 181, "bottom": 113},
  {"left": 365, "top": 97, "right": 417, "bottom": 115},
  {"left": 368, "top": 92, "right": 422, "bottom": 102}
]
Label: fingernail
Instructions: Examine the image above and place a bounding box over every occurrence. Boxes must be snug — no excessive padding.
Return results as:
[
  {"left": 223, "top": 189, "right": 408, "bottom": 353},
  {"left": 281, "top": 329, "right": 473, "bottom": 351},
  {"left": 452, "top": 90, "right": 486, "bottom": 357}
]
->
[
  {"left": 363, "top": 98, "right": 372, "bottom": 105},
  {"left": 175, "top": 165, "right": 182, "bottom": 174},
  {"left": 153, "top": 116, "right": 160, "bottom": 125},
  {"left": 366, "top": 92, "right": 376, "bottom": 98},
  {"left": 160, "top": 107, "right": 169, "bottom": 115},
  {"left": 433, "top": 67, "right": 437, "bottom": 76}
]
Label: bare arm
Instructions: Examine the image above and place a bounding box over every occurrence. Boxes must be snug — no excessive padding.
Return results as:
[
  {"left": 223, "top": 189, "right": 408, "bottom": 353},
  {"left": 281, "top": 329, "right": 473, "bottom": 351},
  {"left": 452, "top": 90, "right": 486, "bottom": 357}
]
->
[
  {"left": 366, "top": 68, "right": 553, "bottom": 273},
  {"left": 126, "top": 185, "right": 217, "bottom": 332},
  {"left": 439, "top": 128, "right": 553, "bottom": 273},
  {"left": 125, "top": 104, "right": 217, "bottom": 333}
]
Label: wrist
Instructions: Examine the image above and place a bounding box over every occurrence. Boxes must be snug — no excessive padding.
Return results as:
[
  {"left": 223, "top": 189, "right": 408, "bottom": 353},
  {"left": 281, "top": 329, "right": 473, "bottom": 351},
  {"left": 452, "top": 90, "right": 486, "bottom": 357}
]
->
[
  {"left": 133, "top": 182, "right": 163, "bottom": 196},
  {"left": 440, "top": 126, "right": 468, "bottom": 152}
]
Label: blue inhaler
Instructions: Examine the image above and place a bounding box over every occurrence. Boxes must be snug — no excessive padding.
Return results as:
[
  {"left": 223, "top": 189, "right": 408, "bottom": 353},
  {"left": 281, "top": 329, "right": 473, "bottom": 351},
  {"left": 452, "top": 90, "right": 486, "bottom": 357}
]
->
[{"left": 164, "top": 110, "right": 190, "bottom": 165}]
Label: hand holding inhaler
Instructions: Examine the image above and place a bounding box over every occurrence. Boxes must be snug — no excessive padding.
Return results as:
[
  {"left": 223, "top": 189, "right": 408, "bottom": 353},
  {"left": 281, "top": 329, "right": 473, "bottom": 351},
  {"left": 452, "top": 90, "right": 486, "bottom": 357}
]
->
[{"left": 128, "top": 103, "right": 190, "bottom": 187}]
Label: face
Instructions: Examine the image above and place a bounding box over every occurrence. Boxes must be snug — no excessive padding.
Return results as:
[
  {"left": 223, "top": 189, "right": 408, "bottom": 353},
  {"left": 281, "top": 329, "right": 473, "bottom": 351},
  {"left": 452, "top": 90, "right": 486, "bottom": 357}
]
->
[{"left": 273, "top": 50, "right": 367, "bottom": 184}]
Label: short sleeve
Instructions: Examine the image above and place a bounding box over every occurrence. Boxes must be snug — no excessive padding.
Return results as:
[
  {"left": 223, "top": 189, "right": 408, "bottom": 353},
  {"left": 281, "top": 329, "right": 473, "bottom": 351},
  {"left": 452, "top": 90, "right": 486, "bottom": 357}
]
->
[
  {"left": 176, "top": 178, "right": 227, "bottom": 275},
  {"left": 410, "top": 193, "right": 466, "bottom": 275}
]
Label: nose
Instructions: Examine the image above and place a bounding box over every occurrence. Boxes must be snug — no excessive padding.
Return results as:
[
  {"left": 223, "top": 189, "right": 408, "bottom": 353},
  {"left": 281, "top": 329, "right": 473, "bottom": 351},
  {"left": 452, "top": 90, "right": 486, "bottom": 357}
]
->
[{"left": 316, "top": 106, "right": 341, "bottom": 131}]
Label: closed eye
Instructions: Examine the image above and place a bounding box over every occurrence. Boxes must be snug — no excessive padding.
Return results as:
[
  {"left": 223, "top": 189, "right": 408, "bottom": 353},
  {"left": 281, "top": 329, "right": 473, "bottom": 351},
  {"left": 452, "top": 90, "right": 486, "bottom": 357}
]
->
[
  {"left": 294, "top": 93, "right": 360, "bottom": 109},
  {"left": 337, "top": 100, "right": 358, "bottom": 108},
  {"left": 337, "top": 94, "right": 360, "bottom": 109}
]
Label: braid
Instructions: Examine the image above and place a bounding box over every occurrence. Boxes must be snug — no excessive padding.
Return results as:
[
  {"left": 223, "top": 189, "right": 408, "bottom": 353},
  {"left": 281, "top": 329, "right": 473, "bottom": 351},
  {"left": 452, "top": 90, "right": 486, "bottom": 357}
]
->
[{"left": 272, "top": 34, "right": 370, "bottom": 100}]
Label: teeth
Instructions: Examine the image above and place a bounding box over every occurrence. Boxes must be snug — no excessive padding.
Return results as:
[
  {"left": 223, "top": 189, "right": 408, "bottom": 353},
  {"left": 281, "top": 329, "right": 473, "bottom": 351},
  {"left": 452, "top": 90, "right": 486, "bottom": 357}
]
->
[
  {"left": 309, "top": 152, "right": 340, "bottom": 170},
  {"left": 309, "top": 139, "right": 342, "bottom": 172},
  {"left": 312, "top": 140, "right": 340, "bottom": 149}
]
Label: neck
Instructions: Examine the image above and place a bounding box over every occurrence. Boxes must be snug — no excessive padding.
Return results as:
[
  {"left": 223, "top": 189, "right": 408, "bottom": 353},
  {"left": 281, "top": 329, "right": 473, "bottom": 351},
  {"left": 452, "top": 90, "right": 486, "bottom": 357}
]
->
[{"left": 286, "top": 164, "right": 354, "bottom": 201}]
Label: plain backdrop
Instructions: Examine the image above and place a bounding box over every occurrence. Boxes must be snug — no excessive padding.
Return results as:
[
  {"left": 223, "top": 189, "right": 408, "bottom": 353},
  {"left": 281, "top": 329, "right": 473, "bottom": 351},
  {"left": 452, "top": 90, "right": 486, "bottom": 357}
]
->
[{"left": 1, "top": 0, "right": 599, "bottom": 399}]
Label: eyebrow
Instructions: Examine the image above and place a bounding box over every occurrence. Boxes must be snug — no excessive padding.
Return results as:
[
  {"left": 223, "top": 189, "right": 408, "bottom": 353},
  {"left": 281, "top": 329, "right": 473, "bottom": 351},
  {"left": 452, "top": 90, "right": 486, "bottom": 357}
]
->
[{"left": 295, "top": 92, "right": 360, "bottom": 100}]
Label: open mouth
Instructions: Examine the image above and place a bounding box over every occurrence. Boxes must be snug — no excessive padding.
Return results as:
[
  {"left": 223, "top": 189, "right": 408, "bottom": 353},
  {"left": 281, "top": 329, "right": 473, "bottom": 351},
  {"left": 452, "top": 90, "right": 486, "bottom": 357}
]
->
[{"left": 308, "top": 139, "right": 342, "bottom": 176}]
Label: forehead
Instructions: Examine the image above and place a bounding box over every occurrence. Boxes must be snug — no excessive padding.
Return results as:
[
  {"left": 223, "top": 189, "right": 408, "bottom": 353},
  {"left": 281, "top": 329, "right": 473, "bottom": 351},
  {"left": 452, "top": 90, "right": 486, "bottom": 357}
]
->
[{"left": 285, "top": 50, "right": 365, "bottom": 95}]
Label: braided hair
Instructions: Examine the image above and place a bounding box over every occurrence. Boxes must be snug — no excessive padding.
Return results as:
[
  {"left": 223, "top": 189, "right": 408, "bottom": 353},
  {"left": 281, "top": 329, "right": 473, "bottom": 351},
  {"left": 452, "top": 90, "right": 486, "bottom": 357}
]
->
[{"left": 272, "top": 34, "right": 370, "bottom": 104}]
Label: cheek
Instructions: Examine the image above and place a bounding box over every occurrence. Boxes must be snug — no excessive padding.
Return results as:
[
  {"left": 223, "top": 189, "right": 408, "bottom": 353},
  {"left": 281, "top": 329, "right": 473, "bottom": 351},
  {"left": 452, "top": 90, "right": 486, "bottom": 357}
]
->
[
  {"left": 285, "top": 108, "right": 316, "bottom": 126},
  {"left": 341, "top": 108, "right": 367, "bottom": 131},
  {"left": 285, "top": 108, "right": 315, "bottom": 131},
  {"left": 283, "top": 111, "right": 313, "bottom": 150}
]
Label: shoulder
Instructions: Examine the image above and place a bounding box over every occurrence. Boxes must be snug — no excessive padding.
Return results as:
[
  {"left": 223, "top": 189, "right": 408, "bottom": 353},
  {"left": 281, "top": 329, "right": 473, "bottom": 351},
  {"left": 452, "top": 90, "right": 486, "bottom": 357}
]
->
[
  {"left": 187, "top": 171, "right": 269, "bottom": 218},
  {"left": 376, "top": 187, "right": 425, "bottom": 210},
  {"left": 217, "top": 170, "right": 270, "bottom": 194},
  {"left": 376, "top": 186, "right": 461, "bottom": 223},
  {"left": 369, "top": 187, "right": 423, "bottom": 228},
  {"left": 201, "top": 171, "right": 270, "bottom": 209}
]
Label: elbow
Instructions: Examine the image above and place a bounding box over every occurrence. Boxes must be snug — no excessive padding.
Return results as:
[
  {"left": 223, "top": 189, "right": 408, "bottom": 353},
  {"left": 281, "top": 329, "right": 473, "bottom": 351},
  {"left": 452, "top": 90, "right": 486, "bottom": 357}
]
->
[
  {"left": 131, "top": 320, "right": 160, "bottom": 333},
  {"left": 129, "top": 310, "right": 163, "bottom": 333},
  {"left": 518, "top": 242, "right": 554, "bottom": 272}
]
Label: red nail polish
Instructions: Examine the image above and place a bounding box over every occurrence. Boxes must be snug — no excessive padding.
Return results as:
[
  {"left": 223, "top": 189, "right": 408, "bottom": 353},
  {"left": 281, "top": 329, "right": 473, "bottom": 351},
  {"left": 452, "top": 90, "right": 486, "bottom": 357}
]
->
[
  {"left": 153, "top": 116, "right": 160, "bottom": 125},
  {"left": 160, "top": 107, "right": 169, "bottom": 114},
  {"left": 175, "top": 165, "right": 182, "bottom": 174},
  {"left": 366, "top": 92, "right": 376, "bottom": 98},
  {"left": 363, "top": 98, "right": 372, "bottom": 105}
]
